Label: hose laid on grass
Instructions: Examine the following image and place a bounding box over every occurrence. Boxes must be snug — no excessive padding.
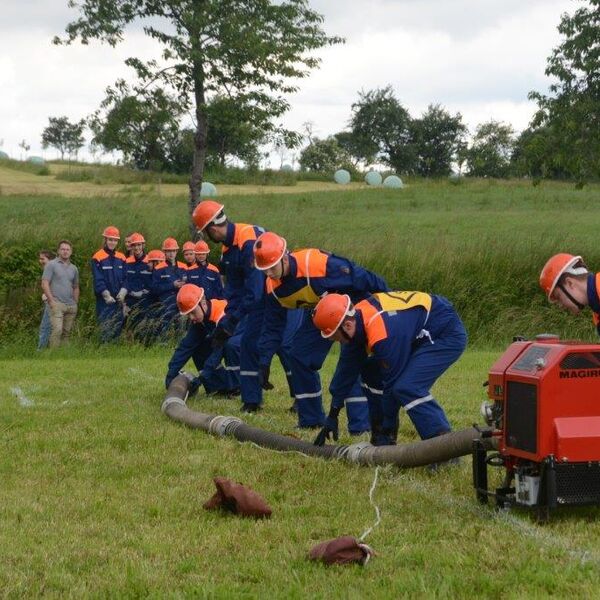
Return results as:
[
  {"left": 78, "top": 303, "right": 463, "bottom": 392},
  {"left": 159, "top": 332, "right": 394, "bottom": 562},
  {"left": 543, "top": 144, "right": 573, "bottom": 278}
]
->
[{"left": 163, "top": 373, "right": 496, "bottom": 467}]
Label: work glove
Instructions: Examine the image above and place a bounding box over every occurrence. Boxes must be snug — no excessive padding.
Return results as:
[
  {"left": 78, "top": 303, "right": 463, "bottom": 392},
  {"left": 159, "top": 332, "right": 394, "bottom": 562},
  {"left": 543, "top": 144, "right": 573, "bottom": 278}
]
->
[
  {"left": 129, "top": 290, "right": 144, "bottom": 299},
  {"left": 122, "top": 304, "right": 131, "bottom": 317},
  {"left": 102, "top": 290, "right": 116, "bottom": 305},
  {"left": 259, "top": 365, "right": 274, "bottom": 391},
  {"left": 211, "top": 325, "right": 232, "bottom": 349},
  {"left": 313, "top": 406, "right": 341, "bottom": 446},
  {"left": 116, "top": 287, "right": 128, "bottom": 303}
]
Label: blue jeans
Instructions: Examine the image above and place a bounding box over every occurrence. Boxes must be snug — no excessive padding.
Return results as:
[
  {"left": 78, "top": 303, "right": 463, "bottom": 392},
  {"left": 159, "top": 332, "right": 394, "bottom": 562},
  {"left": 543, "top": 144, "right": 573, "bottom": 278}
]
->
[{"left": 37, "top": 304, "right": 51, "bottom": 350}]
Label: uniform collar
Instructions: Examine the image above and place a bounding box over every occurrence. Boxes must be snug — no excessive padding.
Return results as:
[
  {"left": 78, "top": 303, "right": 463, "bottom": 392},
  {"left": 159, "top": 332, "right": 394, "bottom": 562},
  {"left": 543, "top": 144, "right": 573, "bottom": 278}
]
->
[{"left": 224, "top": 222, "right": 236, "bottom": 247}]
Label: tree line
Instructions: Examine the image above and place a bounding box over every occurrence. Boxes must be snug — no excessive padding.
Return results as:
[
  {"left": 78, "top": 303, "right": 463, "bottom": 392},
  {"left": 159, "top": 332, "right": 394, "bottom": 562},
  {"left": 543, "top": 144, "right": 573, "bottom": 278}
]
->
[{"left": 40, "top": 0, "right": 600, "bottom": 187}]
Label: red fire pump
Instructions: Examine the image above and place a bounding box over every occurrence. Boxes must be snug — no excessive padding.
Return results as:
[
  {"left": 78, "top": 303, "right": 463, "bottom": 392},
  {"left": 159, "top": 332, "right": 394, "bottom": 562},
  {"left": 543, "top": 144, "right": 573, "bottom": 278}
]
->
[{"left": 473, "top": 334, "right": 600, "bottom": 519}]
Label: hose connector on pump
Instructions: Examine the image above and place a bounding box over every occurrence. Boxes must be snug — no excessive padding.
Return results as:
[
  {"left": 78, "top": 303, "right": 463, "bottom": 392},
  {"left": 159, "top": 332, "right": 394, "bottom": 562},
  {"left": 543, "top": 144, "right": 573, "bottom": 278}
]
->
[{"left": 480, "top": 401, "right": 494, "bottom": 426}]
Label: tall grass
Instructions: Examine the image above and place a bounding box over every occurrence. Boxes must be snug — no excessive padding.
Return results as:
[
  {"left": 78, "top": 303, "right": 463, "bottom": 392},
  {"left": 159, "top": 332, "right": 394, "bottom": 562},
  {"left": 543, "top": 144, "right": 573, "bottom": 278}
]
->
[
  {"left": 0, "top": 157, "right": 50, "bottom": 176},
  {"left": 54, "top": 164, "right": 298, "bottom": 186},
  {"left": 1, "top": 179, "right": 599, "bottom": 344}
]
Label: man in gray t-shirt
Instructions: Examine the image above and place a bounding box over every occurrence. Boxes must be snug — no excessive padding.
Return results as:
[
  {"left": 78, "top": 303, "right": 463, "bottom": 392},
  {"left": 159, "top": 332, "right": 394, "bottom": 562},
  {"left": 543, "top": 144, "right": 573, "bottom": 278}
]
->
[{"left": 41, "top": 240, "right": 80, "bottom": 348}]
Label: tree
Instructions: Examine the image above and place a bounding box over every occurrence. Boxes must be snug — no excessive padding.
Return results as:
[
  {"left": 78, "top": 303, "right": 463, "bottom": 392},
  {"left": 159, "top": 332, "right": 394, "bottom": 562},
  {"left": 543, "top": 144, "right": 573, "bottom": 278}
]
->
[
  {"left": 333, "top": 130, "right": 364, "bottom": 167},
  {"left": 466, "top": 121, "right": 515, "bottom": 178},
  {"left": 299, "top": 137, "right": 350, "bottom": 172},
  {"left": 205, "top": 95, "right": 268, "bottom": 168},
  {"left": 529, "top": 0, "right": 600, "bottom": 182},
  {"left": 89, "top": 82, "right": 184, "bottom": 171},
  {"left": 56, "top": 1, "right": 342, "bottom": 232},
  {"left": 41, "top": 116, "right": 85, "bottom": 160},
  {"left": 411, "top": 105, "right": 467, "bottom": 177},
  {"left": 348, "top": 86, "right": 416, "bottom": 173},
  {"left": 18, "top": 140, "right": 30, "bottom": 160}
]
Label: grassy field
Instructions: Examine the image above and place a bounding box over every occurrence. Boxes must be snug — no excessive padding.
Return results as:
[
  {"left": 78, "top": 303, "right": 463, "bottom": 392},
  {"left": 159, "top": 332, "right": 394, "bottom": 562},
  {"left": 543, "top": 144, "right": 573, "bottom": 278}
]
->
[
  {"left": 3, "top": 172, "right": 600, "bottom": 596},
  {"left": 2, "top": 346, "right": 600, "bottom": 598}
]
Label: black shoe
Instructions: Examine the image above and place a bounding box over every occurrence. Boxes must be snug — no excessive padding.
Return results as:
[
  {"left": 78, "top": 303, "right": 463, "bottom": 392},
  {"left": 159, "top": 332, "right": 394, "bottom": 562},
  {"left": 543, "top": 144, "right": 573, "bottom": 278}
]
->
[{"left": 240, "top": 403, "right": 261, "bottom": 413}]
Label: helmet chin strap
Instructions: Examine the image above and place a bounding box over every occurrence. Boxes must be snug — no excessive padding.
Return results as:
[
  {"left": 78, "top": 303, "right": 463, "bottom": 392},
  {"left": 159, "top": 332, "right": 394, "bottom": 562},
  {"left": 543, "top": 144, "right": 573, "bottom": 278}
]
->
[{"left": 558, "top": 282, "right": 586, "bottom": 310}]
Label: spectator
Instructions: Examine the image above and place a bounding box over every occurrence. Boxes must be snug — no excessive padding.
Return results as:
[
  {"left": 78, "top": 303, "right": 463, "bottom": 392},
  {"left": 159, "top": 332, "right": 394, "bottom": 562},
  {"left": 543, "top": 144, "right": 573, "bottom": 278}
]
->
[
  {"left": 37, "top": 249, "right": 55, "bottom": 350},
  {"left": 41, "top": 240, "right": 80, "bottom": 348}
]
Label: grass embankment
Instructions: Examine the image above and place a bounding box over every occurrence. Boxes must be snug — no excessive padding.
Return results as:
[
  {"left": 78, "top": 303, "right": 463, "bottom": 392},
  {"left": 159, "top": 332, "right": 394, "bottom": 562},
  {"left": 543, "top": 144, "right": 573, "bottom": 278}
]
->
[
  {"left": 2, "top": 347, "right": 600, "bottom": 597},
  {"left": 1, "top": 178, "right": 599, "bottom": 344}
]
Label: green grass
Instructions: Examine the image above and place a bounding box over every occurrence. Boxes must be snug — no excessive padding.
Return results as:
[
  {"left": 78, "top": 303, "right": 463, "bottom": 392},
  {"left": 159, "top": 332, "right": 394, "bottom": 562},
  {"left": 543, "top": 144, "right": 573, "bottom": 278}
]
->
[
  {"left": 2, "top": 178, "right": 600, "bottom": 343},
  {"left": 2, "top": 347, "right": 600, "bottom": 597}
]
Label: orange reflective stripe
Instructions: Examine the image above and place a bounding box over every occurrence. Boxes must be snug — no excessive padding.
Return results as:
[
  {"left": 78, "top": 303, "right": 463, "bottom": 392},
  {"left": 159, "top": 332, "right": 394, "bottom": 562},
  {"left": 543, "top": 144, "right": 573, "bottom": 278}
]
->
[
  {"left": 209, "top": 299, "right": 228, "bottom": 324},
  {"left": 293, "top": 249, "right": 328, "bottom": 278},
  {"left": 233, "top": 224, "right": 259, "bottom": 248},
  {"left": 208, "top": 263, "right": 220, "bottom": 273},
  {"left": 154, "top": 261, "right": 168, "bottom": 270},
  {"left": 92, "top": 249, "right": 109, "bottom": 261},
  {"left": 125, "top": 256, "right": 136, "bottom": 264},
  {"left": 176, "top": 261, "right": 187, "bottom": 269},
  {"left": 266, "top": 278, "right": 283, "bottom": 294},
  {"left": 115, "top": 251, "right": 127, "bottom": 261},
  {"left": 356, "top": 299, "right": 388, "bottom": 352}
]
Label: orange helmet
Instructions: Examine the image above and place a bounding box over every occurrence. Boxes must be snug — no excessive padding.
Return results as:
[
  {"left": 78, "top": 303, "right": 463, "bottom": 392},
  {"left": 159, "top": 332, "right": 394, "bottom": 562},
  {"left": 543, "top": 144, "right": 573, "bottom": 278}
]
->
[
  {"left": 254, "top": 232, "right": 287, "bottom": 270},
  {"left": 103, "top": 225, "right": 120, "bottom": 239},
  {"left": 182, "top": 241, "right": 196, "bottom": 252},
  {"left": 177, "top": 284, "right": 205, "bottom": 315},
  {"left": 539, "top": 254, "right": 588, "bottom": 298},
  {"left": 162, "top": 237, "right": 179, "bottom": 251},
  {"left": 129, "top": 232, "right": 145, "bottom": 245},
  {"left": 312, "top": 293, "right": 355, "bottom": 338},
  {"left": 194, "top": 240, "right": 210, "bottom": 254},
  {"left": 146, "top": 249, "right": 165, "bottom": 263},
  {"left": 192, "top": 200, "right": 226, "bottom": 231}
]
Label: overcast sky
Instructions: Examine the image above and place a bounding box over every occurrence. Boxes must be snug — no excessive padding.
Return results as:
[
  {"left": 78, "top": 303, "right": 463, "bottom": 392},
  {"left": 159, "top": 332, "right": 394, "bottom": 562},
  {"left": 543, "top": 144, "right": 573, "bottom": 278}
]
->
[{"left": 0, "top": 0, "right": 573, "bottom": 163}]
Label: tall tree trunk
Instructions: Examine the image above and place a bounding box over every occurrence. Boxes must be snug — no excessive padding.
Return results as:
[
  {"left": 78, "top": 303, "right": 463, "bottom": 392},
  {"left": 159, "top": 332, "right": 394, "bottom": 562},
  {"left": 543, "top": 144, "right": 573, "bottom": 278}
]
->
[{"left": 189, "top": 57, "right": 207, "bottom": 239}]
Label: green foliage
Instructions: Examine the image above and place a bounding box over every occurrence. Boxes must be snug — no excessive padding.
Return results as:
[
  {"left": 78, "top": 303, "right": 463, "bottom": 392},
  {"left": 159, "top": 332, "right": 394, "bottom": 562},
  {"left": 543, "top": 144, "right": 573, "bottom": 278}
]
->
[
  {"left": 466, "top": 120, "right": 515, "bottom": 178},
  {"left": 412, "top": 104, "right": 467, "bottom": 177},
  {"left": 0, "top": 158, "right": 50, "bottom": 176},
  {"left": 348, "top": 86, "right": 415, "bottom": 173},
  {"left": 90, "top": 83, "right": 184, "bottom": 171},
  {"left": 529, "top": 0, "right": 600, "bottom": 182},
  {"left": 41, "top": 116, "right": 85, "bottom": 160},
  {"left": 299, "top": 137, "right": 353, "bottom": 173}
]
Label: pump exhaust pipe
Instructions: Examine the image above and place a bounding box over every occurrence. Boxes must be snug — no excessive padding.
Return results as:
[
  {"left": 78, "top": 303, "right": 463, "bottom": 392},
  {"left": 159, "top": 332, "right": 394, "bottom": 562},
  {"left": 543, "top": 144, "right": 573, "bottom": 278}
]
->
[{"left": 163, "top": 374, "right": 495, "bottom": 467}]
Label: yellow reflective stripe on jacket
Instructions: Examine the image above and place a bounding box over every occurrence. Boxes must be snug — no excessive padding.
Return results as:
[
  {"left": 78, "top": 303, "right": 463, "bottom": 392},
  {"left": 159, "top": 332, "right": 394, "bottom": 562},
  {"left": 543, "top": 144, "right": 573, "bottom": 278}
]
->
[
  {"left": 373, "top": 291, "right": 432, "bottom": 314},
  {"left": 272, "top": 285, "right": 321, "bottom": 309}
]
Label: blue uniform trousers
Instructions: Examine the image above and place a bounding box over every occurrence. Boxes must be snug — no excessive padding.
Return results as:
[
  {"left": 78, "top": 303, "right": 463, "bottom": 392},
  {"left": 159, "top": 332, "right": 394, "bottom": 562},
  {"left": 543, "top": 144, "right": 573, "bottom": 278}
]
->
[
  {"left": 288, "top": 312, "right": 370, "bottom": 431},
  {"left": 239, "top": 307, "right": 265, "bottom": 406},
  {"left": 165, "top": 325, "right": 240, "bottom": 392},
  {"left": 95, "top": 298, "right": 124, "bottom": 342},
  {"left": 367, "top": 313, "right": 467, "bottom": 440}
]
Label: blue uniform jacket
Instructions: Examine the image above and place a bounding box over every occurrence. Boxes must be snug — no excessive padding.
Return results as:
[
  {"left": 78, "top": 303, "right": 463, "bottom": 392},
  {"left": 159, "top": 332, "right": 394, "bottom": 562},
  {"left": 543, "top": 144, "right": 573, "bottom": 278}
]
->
[
  {"left": 185, "top": 263, "right": 224, "bottom": 300},
  {"left": 91, "top": 247, "right": 126, "bottom": 298},
  {"left": 329, "top": 293, "right": 457, "bottom": 409},
  {"left": 257, "top": 249, "right": 388, "bottom": 367},
  {"left": 220, "top": 222, "right": 266, "bottom": 331},
  {"left": 123, "top": 254, "right": 152, "bottom": 295},
  {"left": 151, "top": 260, "right": 187, "bottom": 306}
]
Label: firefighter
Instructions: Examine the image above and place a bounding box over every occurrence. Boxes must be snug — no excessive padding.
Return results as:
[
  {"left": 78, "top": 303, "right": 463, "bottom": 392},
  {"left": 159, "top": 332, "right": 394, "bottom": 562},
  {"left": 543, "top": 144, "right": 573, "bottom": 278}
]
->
[
  {"left": 192, "top": 200, "right": 271, "bottom": 413},
  {"left": 91, "top": 225, "right": 126, "bottom": 342},
  {"left": 165, "top": 284, "right": 240, "bottom": 396},
  {"left": 539, "top": 254, "right": 598, "bottom": 329},
  {"left": 253, "top": 231, "right": 387, "bottom": 431},
  {"left": 151, "top": 237, "right": 187, "bottom": 338},
  {"left": 189, "top": 240, "right": 224, "bottom": 299},
  {"left": 116, "top": 232, "right": 151, "bottom": 336},
  {"left": 311, "top": 291, "right": 467, "bottom": 446},
  {"left": 182, "top": 241, "right": 197, "bottom": 268}
]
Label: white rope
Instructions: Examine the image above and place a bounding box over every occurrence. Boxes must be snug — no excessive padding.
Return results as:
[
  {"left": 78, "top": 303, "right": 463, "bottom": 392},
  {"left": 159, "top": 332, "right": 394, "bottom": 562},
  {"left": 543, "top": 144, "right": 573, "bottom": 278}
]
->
[{"left": 359, "top": 466, "right": 381, "bottom": 542}]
